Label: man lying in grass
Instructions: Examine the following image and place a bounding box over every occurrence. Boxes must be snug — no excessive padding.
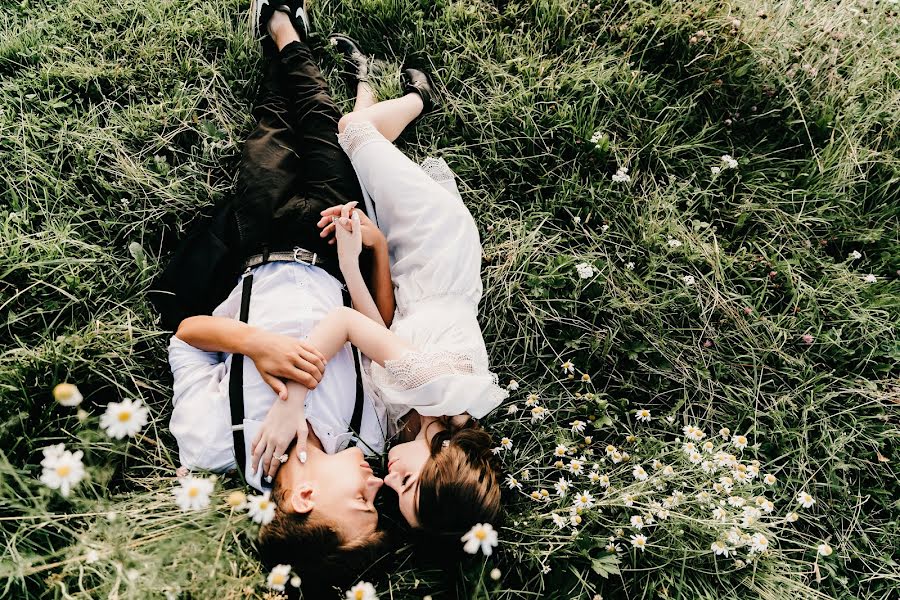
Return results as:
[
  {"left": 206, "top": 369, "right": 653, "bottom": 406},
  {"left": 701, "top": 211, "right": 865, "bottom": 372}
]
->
[{"left": 157, "top": 2, "right": 409, "bottom": 591}]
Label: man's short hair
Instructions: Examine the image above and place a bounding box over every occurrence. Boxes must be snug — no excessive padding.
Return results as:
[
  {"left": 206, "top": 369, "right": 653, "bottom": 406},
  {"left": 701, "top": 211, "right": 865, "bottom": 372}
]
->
[{"left": 257, "top": 480, "right": 387, "bottom": 593}]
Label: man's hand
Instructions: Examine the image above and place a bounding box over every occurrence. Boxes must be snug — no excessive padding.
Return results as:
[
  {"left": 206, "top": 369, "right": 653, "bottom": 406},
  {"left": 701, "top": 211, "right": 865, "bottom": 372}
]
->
[
  {"left": 251, "top": 383, "right": 309, "bottom": 481},
  {"left": 244, "top": 329, "right": 326, "bottom": 399},
  {"left": 318, "top": 201, "right": 386, "bottom": 250}
]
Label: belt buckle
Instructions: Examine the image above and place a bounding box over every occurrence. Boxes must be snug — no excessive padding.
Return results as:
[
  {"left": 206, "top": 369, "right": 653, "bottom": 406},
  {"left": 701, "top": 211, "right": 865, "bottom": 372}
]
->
[{"left": 293, "top": 247, "right": 317, "bottom": 266}]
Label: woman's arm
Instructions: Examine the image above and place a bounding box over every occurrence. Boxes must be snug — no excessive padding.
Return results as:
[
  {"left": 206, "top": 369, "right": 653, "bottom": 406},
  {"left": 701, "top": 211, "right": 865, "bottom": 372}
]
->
[
  {"left": 307, "top": 306, "right": 413, "bottom": 367},
  {"left": 319, "top": 203, "right": 395, "bottom": 327},
  {"left": 175, "top": 316, "right": 326, "bottom": 397}
]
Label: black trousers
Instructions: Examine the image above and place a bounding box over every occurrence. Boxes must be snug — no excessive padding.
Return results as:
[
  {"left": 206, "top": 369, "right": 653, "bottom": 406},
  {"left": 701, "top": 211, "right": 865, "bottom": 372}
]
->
[
  {"left": 152, "top": 41, "right": 366, "bottom": 330},
  {"left": 232, "top": 40, "right": 365, "bottom": 270}
]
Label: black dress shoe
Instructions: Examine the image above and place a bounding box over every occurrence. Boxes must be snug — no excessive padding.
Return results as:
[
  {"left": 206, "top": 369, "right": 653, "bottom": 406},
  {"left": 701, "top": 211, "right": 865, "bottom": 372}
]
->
[
  {"left": 401, "top": 68, "right": 440, "bottom": 115},
  {"left": 329, "top": 34, "right": 371, "bottom": 87},
  {"left": 284, "top": 0, "right": 311, "bottom": 41}
]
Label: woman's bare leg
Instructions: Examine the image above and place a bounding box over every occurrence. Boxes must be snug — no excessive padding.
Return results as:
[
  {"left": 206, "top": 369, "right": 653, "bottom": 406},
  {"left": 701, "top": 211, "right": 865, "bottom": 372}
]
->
[
  {"left": 339, "top": 93, "right": 424, "bottom": 141},
  {"left": 353, "top": 81, "right": 377, "bottom": 112}
]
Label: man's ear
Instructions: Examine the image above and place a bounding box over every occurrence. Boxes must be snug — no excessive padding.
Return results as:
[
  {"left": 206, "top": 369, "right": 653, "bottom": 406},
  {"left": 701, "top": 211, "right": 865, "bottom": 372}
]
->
[{"left": 287, "top": 483, "right": 315, "bottom": 514}]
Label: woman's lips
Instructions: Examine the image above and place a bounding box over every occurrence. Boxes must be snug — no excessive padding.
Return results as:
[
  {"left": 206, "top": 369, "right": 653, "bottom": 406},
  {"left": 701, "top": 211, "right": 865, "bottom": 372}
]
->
[{"left": 387, "top": 458, "right": 397, "bottom": 472}]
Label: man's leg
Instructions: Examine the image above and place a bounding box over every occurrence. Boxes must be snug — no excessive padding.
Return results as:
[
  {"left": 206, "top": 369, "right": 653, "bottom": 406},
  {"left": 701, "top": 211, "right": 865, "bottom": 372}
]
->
[
  {"left": 263, "top": 13, "right": 366, "bottom": 259},
  {"left": 230, "top": 53, "right": 306, "bottom": 257}
]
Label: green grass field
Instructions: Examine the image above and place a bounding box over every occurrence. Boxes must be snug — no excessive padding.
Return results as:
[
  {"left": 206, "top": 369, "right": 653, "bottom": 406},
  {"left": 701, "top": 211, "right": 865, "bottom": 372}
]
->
[{"left": 1, "top": 0, "right": 898, "bottom": 598}]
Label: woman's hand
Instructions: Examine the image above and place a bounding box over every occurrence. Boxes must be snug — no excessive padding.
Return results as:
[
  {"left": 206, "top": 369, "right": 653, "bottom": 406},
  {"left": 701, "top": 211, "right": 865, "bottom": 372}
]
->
[
  {"left": 318, "top": 201, "right": 386, "bottom": 250},
  {"left": 244, "top": 329, "right": 327, "bottom": 399},
  {"left": 333, "top": 204, "right": 363, "bottom": 269},
  {"left": 251, "top": 382, "right": 309, "bottom": 481}
]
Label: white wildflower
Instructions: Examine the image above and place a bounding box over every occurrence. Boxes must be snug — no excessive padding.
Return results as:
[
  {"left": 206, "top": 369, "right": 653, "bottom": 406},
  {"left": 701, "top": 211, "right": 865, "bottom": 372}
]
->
[
  {"left": 172, "top": 476, "right": 214, "bottom": 512},
  {"left": 53, "top": 383, "right": 84, "bottom": 407},
  {"left": 39, "top": 445, "right": 85, "bottom": 498},
  {"left": 461, "top": 523, "right": 499, "bottom": 556},
  {"left": 100, "top": 398, "right": 149, "bottom": 439}
]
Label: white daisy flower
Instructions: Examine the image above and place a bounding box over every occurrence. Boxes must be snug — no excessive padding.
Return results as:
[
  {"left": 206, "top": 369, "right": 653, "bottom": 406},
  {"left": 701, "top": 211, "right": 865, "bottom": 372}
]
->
[
  {"left": 719, "top": 427, "right": 730, "bottom": 439},
  {"left": 688, "top": 451, "right": 703, "bottom": 464},
  {"left": 505, "top": 475, "right": 522, "bottom": 490},
  {"left": 172, "top": 476, "right": 214, "bottom": 512},
  {"left": 568, "top": 459, "right": 585, "bottom": 476},
  {"left": 662, "top": 465, "right": 675, "bottom": 477},
  {"left": 39, "top": 445, "right": 85, "bottom": 497},
  {"left": 632, "top": 465, "right": 648, "bottom": 481},
  {"left": 622, "top": 493, "right": 637, "bottom": 507},
  {"left": 710, "top": 165, "right": 722, "bottom": 176},
  {"left": 759, "top": 499, "right": 775, "bottom": 513},
  {"left": 711, "top": 540, "right": 731, "bottom": 557},
  {"left": 712, "top": 507, "right": 728, "bottom": 522},
  {"left": 506, "top": 380, "right": 519, "bottom": 391},
  {"left": 267, "top": 564, "right": 292, "bottom": 591},
  {"left": 796, "top": 491, "right": 816, "bottom": 508},
  {"left": 99, "top": 398, "right": 149, "bottom": 439},
  {"left": 665, "top": 414, "right": 676, "bottom": 423},
  {"left": 606, "top": 542, "right": 622, "bottom": 553},
  {"left": 500, "top": 437, "right": 513, "bottom": 450},
  {"left": 346, "top": 581, "right": 378, "bottom": 600},
  {"left": 573, "top": 491, "right": 595, "bottom": 510},
  {"left": 763, "top": 474, "right": 777, "bottom": 486},
  {"left": 490, "top": 568, "right": 502, "bottom": 581},
  {"left": 247, "top": 492, "right": 277, "bottom": 525},
  {"left": 554, "top": 444, "right": 569, "bottom": 457},
  {"left": 848, "top": 250, "right": 861, "bottom": 260},
  {"left": 683, "top": 275, "right": 695, "bottom": 285},
  {"left": 53, "top": 383, "right": 84, "bottom": 407},
  {"left": 702, "top": 441, "right": 714, "bottom": 453},
  {"left": 550, "top": 513, "right": 567, "bottom": 529},
  {"left": 817, "top": 543, "right": 833, "bottom": 557},
  {"left": 786, "top": 511, "right": 799, "bottom": 523},
  {"left": 461, "top": 523, "right": 499, "bottom": 556},
  {"left": 554, "top": 478, "right": 570, "bottom": 497},
  {"left": 863, "top": 274, "right": 877, "bottom": 283},
  {"left": 530, "top": 406, "right": 548, "bottom": 423},
  {"left": 576, "top": 262, "right": 595, "bottom": 279},
  {"left": 525, "top": 393, "right": 539, "bottom": 406},
  {"left": 598, "top": 474, "right": 611, "bottom": 488},
  {"left": 625, "top": 261, "right": 635, "bottom": 270},
  {"left": 506, "top": 404, "right": 519, "bottom": 414},
  {"left": 573, "top": 215, "right": 582, "bottom": 225},
  {"left": 727, "top": 496, "right": 746, "bottom": 508},
  {"left": 732, "top": 434, "right": 748, "bottom": 450},
  {"left": 630, "top": 533, "right": 648, "bottom": 551},
  {"left": 630, "top": 515, "right": 644, "bottom": 529},
  {"left": 635, "top": 409, "right": 651, "bottom": 422},
  {"left": 667, "top": 239, "right": 682, "bottom": 249},
  {"left": 749, "top": 533, "right": 769, "bottom": 554},
  {"left": 588, "top": 471, "right": 601, "bottom": 484},
  {"left": 570, "top": 420, "right": 586, "bottom": 434}
]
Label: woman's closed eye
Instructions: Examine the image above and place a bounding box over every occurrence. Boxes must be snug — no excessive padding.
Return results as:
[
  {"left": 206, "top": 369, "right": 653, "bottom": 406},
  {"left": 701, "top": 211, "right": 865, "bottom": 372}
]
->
[{"left": 402, "top": 474, "right": 411, "bottom": 487}]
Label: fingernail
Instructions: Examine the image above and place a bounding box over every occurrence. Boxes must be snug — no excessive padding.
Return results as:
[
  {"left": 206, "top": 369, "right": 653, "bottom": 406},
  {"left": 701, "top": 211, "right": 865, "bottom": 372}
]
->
[
  {"left": 265, "top": 475, "right": 273, "bottom": 483},
  {"left": 300, "top": 451, "right": 307, "bottom": 464}
]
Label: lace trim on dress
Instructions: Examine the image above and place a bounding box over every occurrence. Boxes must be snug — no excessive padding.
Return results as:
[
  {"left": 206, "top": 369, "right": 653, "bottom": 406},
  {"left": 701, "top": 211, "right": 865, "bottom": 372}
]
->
[
  {"left": 337, "top": 120, "right": 385, "bottom": 159},
  {"left": 419, "top": 157, "right": 455, "bottom": 184},
  {"left": 373, "top": 347, "right": 496, "bottom": 392}
]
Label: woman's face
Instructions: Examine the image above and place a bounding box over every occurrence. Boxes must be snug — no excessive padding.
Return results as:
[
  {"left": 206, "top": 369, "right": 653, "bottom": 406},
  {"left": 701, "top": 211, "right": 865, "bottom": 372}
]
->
[{"left": 383, "top": 439, "right": 431, "bottom": 527}]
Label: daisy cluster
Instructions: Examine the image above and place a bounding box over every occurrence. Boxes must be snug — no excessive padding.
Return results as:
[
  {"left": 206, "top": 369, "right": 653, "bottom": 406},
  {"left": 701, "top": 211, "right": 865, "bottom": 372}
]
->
[{"left": 491, "top": 366, "right": 834, "bottom": 574}]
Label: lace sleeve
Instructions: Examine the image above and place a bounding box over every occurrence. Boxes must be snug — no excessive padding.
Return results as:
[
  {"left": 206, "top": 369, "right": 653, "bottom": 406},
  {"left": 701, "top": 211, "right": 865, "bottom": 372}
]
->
[
  {"left": 337, "top": 121, "right": 387, "bottom": 159},
  {"left": 373, "top": 349, "right": 484, "bottom": 390}
]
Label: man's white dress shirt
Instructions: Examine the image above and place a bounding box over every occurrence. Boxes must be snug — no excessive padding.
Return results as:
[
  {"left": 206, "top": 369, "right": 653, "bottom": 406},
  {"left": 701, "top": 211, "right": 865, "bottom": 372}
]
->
[{"left": 168, "top": 261, "right": 388, "bottom": 491}]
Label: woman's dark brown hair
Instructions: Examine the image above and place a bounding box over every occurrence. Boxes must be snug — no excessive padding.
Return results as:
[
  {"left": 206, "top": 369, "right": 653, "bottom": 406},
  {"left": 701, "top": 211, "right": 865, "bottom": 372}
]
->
[{"left": 414, "top": 418, "right": 502, "bottom": 543}]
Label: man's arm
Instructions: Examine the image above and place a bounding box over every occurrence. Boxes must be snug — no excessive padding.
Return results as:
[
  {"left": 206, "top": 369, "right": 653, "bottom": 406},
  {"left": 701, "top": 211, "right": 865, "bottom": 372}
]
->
[
  {"left": 175, "top": 316, "right": 326, "bottom": 398},
  {"left": 367, "top": 237, "right": 395, "bottom": 327}
]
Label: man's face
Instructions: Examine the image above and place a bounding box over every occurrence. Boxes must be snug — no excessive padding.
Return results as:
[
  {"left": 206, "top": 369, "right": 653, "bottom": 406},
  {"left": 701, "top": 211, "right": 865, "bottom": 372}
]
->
[{"left": 277, "top": 444, "right": 383, "bottom": 541}]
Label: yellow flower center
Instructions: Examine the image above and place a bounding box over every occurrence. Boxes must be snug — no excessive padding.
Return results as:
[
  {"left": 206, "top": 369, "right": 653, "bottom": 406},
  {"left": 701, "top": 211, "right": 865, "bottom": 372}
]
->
[
  {"left": 354, "top": 591, "right": 364, "bottom": 600},
  {"left": 56, "top": 465, "right": 71, "bottom": 477},
  {"left": 117, "top": 410, "right": 132, "bottom": 422},
  {"left": 188, "top": 487, "right": 199, "bottom": 498},
  {"left": 259, "top": 500, "right": 270, "bottom": 509},
  {"left": 272, "top": 574, "right": 286, "bottom": 585},
  {"left": 474, "top": 529, "right": 487, "bottom": 541}
]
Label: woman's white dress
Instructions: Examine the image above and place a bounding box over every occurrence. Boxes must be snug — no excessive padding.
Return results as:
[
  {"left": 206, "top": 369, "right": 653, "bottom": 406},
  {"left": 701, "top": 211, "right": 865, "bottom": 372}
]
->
[{"left": 337, "top": 121, "right": 507, "bottom": 426}]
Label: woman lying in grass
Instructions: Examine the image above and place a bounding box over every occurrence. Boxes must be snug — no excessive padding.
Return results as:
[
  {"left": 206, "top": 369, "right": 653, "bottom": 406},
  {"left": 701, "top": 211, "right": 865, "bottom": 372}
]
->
[{"left": 250, "top": 69, "right": 509, "bottom": 543}]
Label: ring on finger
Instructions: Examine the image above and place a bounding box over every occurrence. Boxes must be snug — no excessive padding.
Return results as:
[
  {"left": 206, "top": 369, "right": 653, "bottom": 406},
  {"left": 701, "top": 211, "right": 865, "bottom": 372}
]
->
[{"left": 278, "top": 453, "right": 289, "bottom": 464}]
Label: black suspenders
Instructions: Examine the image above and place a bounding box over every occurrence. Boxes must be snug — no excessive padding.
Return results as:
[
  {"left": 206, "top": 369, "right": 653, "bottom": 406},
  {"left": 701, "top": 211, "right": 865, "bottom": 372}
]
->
[{"left": 229, "top": 268, "right": 365, "bottom": 483}]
